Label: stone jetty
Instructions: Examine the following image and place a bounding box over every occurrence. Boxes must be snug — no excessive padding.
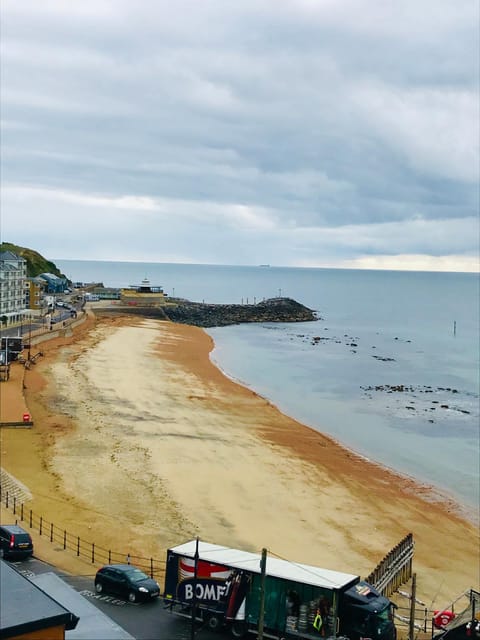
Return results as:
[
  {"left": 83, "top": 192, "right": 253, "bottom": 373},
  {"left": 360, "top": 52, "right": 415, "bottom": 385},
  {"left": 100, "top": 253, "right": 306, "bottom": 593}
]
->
[{"left": 97, "top": 297, "right": 318, "bottom": 328}]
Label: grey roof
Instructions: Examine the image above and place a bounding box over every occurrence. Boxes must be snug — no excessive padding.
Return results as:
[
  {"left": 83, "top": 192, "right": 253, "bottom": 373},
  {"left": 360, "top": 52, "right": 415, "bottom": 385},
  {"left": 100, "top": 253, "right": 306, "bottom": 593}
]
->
[
  {"left": 0, "top": 560, "right": 79, "bottom": 638},
  {"left": 39, "top": 272, "right": 65, "bottom": 282},
  {"left": 0, "top": 251, "right": 25, "bottom": 261},
  {"left": 30, "top": 573, "right": 135, "bottom": 640}
]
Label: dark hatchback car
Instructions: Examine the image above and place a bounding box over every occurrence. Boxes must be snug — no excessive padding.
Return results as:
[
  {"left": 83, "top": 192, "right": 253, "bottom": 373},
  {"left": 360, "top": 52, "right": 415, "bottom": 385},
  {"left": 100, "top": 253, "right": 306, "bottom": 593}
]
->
[
  {"left": 0, "top": 524, "right": 34, "bottom": 559},
  {"left": 95, "top": 564, "right": 160, "bottom": 603}
]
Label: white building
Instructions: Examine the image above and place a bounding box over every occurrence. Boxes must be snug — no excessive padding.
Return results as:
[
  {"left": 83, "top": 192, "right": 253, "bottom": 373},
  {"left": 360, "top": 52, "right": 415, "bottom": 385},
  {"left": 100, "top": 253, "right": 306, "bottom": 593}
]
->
[{"left": 0, "top": 250, "right": 29, "bottom": 326}]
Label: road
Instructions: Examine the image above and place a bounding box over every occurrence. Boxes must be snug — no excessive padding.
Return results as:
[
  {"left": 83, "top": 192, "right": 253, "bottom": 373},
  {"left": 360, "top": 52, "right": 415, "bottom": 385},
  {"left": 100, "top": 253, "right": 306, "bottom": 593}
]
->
[{"left": 5, "top": 556, "right": 233, "bottom": 640}]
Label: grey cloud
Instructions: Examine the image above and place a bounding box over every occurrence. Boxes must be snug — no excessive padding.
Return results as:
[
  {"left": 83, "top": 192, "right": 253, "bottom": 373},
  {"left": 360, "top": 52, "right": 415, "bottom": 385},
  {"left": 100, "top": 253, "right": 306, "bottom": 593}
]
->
[{"left": 1, "top": 0, "right": 478, "bottom": 268}]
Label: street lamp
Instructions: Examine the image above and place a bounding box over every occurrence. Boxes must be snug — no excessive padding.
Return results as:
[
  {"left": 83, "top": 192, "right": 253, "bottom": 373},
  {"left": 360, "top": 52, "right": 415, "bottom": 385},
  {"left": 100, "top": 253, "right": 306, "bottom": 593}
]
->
[{"left": 28, "top": 316, "right": 32, "bottom": 361}]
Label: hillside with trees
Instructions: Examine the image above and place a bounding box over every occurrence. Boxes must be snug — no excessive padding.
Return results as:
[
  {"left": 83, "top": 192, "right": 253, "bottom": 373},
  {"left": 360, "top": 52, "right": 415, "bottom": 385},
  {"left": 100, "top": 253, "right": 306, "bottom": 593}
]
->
[{"left": 0, "top": 242, "right": 66, "bottom": 279}]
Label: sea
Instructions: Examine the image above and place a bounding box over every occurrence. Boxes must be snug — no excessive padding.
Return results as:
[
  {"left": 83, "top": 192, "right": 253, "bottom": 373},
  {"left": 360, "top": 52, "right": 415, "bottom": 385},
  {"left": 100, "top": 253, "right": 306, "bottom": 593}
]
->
[{"left": 55, "top": 260, "right": 480, "bottom": 519}]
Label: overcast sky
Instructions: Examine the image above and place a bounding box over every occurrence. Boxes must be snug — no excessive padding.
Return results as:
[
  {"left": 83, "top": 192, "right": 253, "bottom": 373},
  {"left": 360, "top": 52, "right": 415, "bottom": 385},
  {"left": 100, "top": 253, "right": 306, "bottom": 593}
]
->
[{"left": 1, "top": 1, "right": 479, "bottom": 271}]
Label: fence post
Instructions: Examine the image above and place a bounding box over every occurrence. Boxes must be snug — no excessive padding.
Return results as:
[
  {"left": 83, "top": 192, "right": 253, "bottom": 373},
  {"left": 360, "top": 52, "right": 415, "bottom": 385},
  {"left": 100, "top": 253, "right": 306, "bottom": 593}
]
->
[
  {"left": 21, "top": 503, "right": 24, "bottom": 521},
  {"left": 64, "top": 530, "right": 67, "bottom": 550},
  {"left": 409, "top": 573, "right": 417, "bottom": 640},
  {"left": 29, "top": 510, "right": 32, "bottom": 528},
  {"left": 6, "top": 491, "right": 8, "bottom": 509},
  {"left": 150, "top": 558, "right": 153, "bottom": 578},
  {"left": 77, "top": 537, "right": 80, "bottom": 556},
  {"left": 91, "top": 543, "right": 95, "bottom": 563},
  {"left": 50, "top": 523, "right": 53, "bottom": 542},
  {"left": 13, "top": 496, "right": 16, "bottom": 514},
  {"left": 108, "top": 550, "right": 111, "bottom": 564},
  {"left": 39, "top": 516, "right": 43, "bottom": 536}
]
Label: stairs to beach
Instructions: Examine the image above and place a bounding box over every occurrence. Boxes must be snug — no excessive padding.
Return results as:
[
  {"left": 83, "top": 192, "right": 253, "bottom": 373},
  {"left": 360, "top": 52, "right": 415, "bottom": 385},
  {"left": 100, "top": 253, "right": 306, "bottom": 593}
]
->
[{"left": 0, "top": 467, "right": 32, "bottom": 506}]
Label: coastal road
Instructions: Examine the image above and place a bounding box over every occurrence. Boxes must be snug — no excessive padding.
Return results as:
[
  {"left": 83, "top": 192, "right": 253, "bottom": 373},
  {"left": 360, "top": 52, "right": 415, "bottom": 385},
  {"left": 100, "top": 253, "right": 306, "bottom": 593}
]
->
[{"left": 6, "top": 556, "right": 231, "bottom": 640}]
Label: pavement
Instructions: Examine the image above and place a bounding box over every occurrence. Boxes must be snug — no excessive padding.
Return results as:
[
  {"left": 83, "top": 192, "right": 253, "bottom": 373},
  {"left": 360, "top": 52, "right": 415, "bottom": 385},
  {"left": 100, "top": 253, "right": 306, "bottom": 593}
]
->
[
  {"left": 0, "top": 310, "right": 87, "bottom": 425},
  {"left": 4, "top": 555, "right": 231, "bottom": 640}
]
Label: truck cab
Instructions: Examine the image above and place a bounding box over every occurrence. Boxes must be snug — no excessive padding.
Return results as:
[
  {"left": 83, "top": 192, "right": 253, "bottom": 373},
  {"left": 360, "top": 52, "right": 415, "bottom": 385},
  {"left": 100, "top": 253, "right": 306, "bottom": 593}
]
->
[{"left": 340, "top": 581, "right": 396, "bottom": 640}]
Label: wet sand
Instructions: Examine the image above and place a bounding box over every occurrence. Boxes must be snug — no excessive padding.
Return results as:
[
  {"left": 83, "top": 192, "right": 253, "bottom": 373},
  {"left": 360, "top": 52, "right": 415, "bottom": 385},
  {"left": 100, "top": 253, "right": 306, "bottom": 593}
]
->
[{"left": 0, "top": 312, "right": 478, "bottom": 610}]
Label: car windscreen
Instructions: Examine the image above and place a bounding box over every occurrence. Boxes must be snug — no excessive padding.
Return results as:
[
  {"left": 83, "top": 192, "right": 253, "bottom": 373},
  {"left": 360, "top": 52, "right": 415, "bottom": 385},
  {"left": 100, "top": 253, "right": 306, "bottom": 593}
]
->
[{"left": 124, "top": 568, "right": 149, "bottom": 582}]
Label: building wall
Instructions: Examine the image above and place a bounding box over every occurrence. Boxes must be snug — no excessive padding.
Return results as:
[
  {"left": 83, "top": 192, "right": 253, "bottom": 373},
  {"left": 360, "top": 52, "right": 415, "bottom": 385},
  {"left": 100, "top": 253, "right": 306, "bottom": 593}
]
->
[
  {"left": 120, "top": 290, "right": 166, "bottom": 305},
  {"left": 5, "top": 624, "right": 65, "bottom": 639},
  {"left": 25, "top": 280, "right": 45, "bottom": 310}
]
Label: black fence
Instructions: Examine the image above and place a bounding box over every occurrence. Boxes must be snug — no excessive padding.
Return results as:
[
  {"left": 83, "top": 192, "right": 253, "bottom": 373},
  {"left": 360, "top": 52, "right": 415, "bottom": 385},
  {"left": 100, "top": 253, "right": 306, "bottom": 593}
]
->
[{"left": 0, "top": 488, "right": 166, "bottom": 583}]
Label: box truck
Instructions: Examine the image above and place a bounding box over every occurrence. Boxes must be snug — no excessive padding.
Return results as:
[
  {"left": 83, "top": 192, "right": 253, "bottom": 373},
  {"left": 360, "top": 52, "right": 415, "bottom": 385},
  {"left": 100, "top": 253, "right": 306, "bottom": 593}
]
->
[{"left": 164, "top": 539, "right": 397, "bottom": 640}]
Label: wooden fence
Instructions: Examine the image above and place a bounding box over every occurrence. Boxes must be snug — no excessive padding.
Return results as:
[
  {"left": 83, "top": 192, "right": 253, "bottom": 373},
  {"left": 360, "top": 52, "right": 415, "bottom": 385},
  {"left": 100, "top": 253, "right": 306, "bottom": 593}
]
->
[{"left": 364, "top": 533, "right": 414, "bottom": 597}]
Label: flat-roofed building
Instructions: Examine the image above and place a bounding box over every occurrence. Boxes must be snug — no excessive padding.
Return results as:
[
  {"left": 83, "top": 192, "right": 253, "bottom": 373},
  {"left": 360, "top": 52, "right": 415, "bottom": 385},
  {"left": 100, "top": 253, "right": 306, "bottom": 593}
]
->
[
  {"left": 0, "top": 560, "right": 79, "bottom": 639},
  {"left": 25, "top": 276, "right": 47, "bottom": 312},
  {"left": 120, "top": 277, "right": 166, "bottom": 306}
]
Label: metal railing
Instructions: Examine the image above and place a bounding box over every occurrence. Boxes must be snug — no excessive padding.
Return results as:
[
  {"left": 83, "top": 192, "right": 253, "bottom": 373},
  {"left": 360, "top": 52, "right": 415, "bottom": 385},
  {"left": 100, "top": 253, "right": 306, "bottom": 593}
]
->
[{"left": 0, "top": 487, "right": 166, "bottom": 584}]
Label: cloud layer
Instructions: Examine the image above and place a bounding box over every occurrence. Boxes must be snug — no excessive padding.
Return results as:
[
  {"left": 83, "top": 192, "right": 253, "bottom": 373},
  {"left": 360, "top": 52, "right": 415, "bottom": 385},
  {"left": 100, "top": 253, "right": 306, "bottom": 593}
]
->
[{"left": 1, "top": 0, "right": 479, "bottom": 270}]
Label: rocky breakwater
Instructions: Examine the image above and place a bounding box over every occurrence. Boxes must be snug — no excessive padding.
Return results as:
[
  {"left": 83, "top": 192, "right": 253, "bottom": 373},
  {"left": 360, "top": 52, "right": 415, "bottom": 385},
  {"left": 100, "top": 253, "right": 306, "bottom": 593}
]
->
[
  {"left": 99, "top": 297, "right": 317, "bottom": 327},
  {"left": 164, "top": 297, "right": 317, "bottom": 327}
]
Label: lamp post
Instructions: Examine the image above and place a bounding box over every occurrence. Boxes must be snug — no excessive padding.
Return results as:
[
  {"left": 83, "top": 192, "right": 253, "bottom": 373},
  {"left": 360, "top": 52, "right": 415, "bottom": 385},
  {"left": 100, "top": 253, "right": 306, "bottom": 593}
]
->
[
  {"left": 28, "top": 316, "right": 32, "bottom": 361},
  {"left": 190, "top": 537, "right": 199, "bottom": 640}
]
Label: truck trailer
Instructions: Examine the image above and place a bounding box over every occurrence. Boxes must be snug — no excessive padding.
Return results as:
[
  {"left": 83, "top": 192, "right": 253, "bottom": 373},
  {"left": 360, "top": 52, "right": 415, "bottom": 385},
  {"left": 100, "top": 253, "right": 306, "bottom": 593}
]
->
[{"left": 164, "top": 539, "right": 397, "bottom": 640}]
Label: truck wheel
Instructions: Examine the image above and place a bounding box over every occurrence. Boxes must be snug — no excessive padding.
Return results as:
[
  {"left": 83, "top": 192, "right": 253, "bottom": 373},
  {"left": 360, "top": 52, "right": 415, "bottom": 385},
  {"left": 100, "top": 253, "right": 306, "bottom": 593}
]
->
[
  {"left": 231, "top": 621, "right": 248, "bottom": 638},
  {"left": 207, "top": 614, "right": 222, "bottom": 631}
]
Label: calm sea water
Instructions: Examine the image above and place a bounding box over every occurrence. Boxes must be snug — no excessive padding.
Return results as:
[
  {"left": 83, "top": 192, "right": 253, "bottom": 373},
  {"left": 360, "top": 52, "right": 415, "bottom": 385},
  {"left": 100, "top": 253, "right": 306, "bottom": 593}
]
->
[{"left": 56, "top": 260, "right": 480, "bottom": 516}]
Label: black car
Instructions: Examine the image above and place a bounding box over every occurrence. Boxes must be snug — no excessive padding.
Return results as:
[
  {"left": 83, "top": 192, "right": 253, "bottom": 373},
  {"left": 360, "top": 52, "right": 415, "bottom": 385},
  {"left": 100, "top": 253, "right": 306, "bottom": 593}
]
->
[
  {"left": 94, "top": 564, "right": 160, "bottom": 603},
  {"left": 0, "top": 524, "right": 34, "bottom": 559}
]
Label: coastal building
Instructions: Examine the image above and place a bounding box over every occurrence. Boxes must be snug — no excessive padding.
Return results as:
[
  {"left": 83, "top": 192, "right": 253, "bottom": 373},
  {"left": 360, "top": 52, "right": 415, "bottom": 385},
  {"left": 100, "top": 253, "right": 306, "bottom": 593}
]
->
[
  {"left": 25, "top": 276, "right": 47, "bottom": 312},
  {"left": 0, "top": 250, "right": 28, "bottom": 326},
  {"left": 120, "top": 277, "right": 166, "bottom": 306},
  {"left": 88, "top": 286, "right": 121, "bottom": 300},
  {"left": 38, "top": 272, "right": 68, "bottom": 294}
]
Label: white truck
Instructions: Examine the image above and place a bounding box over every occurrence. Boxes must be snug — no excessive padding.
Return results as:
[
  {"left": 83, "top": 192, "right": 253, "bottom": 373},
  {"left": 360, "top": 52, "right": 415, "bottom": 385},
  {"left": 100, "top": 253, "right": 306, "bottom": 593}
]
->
[{"left": 164, "top": 539, "right": 397, "bottom": 640}]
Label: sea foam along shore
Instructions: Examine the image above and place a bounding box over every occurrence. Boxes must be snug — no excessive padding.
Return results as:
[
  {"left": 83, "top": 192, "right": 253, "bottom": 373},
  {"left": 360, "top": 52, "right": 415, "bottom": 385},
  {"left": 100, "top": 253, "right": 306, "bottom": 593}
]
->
[{"left": 0, "top": 312, "right": 478, "bottom": 608}]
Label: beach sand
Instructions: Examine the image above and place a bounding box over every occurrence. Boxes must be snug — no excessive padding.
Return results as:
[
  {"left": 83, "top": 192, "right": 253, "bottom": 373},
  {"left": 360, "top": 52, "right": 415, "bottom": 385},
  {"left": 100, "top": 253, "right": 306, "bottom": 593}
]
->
[{"left": 0, "top": 313, "right": 478, "bottom": 614}]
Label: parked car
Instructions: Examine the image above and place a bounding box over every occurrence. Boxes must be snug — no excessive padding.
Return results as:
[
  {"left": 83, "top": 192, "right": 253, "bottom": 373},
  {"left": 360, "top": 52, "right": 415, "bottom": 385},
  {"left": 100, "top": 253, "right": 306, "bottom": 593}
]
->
[
  {"left": 0, "top": 524, "right": 34, "bottom": 559},
  {"left": 94, "top": 564, "right": 160, "bottom": 603}
]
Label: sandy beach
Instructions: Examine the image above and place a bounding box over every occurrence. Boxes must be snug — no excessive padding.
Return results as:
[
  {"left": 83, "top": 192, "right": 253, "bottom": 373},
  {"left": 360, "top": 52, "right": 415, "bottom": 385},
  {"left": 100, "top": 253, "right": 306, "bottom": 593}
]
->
[{"left": 0, "top": 312, "right": 478, "bottom": 613}]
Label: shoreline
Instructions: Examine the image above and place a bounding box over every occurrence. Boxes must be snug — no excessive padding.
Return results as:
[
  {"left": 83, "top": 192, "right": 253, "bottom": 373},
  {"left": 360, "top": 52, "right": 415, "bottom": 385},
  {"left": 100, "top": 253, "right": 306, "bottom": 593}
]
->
[
  {"left": 0, "top": 313, "right": 478, "bottom": 608},
  {"left": 208, "top": 344, "right": 476, "bottom": 526}
]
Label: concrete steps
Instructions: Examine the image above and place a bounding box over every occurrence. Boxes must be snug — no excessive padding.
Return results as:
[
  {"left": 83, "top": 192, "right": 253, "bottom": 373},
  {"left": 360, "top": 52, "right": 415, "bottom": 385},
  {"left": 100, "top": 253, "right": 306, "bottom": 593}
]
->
[{"left": 0, "top": 467, "right": 32, "bottom": 505}]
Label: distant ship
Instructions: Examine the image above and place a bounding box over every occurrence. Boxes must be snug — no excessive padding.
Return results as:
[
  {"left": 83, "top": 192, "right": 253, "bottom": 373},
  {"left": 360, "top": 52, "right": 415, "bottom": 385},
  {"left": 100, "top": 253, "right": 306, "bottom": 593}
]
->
[{"left": 259, "top": 264, "right": 270, "bottom": 268}]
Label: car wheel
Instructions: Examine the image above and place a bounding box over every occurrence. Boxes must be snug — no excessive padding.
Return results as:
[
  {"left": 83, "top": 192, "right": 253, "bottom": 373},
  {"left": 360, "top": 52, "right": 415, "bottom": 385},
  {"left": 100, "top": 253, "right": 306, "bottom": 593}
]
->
[
  {"left": 231, "top": 621, "right": 248, "bottom": 638},
  {"left": 128, "top": 591, "right": 137, "bottom": 603},
  {"left": 207, "top": 614, "right": 222, "bottom": 631},
  {"left": 95, "top": 582, "right": 103, "bottom": 594}
]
